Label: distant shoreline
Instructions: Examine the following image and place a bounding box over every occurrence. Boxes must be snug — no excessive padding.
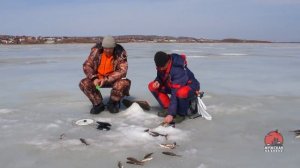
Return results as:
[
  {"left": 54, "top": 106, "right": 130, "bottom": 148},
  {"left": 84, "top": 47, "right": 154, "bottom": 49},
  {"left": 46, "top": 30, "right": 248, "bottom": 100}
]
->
[{"left": 0, "top": 35, "right": 275, "bottom": 45}]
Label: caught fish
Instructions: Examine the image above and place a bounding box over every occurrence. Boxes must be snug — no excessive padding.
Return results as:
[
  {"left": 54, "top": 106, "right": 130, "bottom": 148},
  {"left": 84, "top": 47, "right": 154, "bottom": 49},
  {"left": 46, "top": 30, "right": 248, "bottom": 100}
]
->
[
  {"left": 188, "top": 114, "right": 202, "bottom": 119},
  {"left": 160, "top": 121, "right": 175, "bottom": 128},
  {"left": 144, "top": 129, "right": 168, "bottom": 140},
  {"left": 290, "top": 130, "right": 300, "bottom": 138},
  {"left": 162, "top": 151, "right": 181, "bottom": 157},
  {"left": 79, "top": 138, "right": 89, "bottom": 145},
  {"left": 146, "top": 130, "right": 159, "bottom": 137},
  {"left": 159, "top": 142, "right": 177, "bottom": 149},
  {"left": 290, "top": 130, "right": 300, "bottom": 134},
  {"left": 141, "top": 152, "right": 153, "bottom": 162},
  {"left": 118, "top": 161, "right": 123, "bottom": 168},
  {"left": 141, "top": 157, "right": 152, "bottom": 162},
  {"left": 127, "top": 157, "right": 144, "bottom": 164},
  {"left": 59, "top": 133, "right": 65, "bottom": 140},
  {"left": 143, "top": 152, "right": 153, "bottom": 159},
  {"left": 126, "top": 161, "right": 144, "bottom": 166}
]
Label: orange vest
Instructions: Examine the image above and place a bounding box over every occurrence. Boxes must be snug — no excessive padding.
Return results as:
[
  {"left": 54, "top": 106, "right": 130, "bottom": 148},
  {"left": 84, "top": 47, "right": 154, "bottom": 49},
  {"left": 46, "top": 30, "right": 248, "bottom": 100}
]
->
[{"left": 98, "top": 53, "right": 114, "bottom": 78}]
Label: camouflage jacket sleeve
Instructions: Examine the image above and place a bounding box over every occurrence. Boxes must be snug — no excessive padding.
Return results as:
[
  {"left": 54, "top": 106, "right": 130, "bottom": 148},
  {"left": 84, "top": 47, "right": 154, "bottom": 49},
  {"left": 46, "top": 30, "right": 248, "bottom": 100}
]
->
[
  {"left": 106, "top": 50, "right": 128, "bottom": 83},
  {"left": 82, "top": 48, "right": 99, "bottom": 80}
]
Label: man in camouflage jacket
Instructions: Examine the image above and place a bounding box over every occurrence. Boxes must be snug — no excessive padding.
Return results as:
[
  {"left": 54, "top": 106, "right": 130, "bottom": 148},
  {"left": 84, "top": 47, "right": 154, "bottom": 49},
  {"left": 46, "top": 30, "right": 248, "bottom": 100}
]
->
[{"left": 79, "top": 36, "right": 131, "bottom": 114}]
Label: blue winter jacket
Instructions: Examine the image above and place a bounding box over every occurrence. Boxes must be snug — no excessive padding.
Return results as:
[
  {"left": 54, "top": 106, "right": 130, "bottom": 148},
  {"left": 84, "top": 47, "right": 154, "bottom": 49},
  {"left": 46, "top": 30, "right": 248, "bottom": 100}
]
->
[{"left": 155, "top": 53, "right": 200, "bottom": 116}]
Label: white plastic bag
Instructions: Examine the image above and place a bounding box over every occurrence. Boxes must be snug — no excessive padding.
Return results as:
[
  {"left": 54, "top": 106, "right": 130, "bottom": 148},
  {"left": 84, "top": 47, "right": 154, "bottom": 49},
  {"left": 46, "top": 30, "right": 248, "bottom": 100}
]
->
[{"left": 197, "top": 97, "right": 212, "bottom": 120}]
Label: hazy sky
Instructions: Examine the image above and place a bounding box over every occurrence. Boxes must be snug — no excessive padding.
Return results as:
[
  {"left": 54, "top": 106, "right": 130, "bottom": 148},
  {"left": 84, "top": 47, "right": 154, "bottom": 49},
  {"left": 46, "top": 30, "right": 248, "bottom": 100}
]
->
[{"left": 1, "top": 0, "right": 300, "bottom": 41}]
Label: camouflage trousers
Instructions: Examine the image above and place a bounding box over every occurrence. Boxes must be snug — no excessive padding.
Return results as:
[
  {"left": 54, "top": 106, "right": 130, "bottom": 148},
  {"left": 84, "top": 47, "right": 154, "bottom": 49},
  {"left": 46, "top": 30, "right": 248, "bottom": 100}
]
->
[{"left": 79, "top": 78, "right": 131, "bottom": 105}]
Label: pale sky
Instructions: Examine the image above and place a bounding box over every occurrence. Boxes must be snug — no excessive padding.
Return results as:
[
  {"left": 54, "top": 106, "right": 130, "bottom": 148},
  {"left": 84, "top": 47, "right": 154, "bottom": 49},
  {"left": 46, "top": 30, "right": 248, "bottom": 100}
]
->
[{"left": 1, "top": 0, "right": 300, "bottom": 42}]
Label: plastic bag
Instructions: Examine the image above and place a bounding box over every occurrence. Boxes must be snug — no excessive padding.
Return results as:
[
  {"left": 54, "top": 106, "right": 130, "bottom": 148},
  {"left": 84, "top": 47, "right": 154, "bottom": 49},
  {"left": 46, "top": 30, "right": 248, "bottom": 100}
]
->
[{"left": 197, "top": 96, "right": 212, "bottom": 120}]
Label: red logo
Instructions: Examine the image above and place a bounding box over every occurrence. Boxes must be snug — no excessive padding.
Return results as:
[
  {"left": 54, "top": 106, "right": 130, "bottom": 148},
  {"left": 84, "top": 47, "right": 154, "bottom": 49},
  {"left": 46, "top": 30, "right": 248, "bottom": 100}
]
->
[{"left": 264, "top": 130, "right": 284, "bottom": 152}]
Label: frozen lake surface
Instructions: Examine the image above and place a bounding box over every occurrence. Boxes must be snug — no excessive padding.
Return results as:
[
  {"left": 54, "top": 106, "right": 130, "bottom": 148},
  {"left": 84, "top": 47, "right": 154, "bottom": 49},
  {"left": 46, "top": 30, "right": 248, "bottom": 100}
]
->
[{"left": 1, "top": 43, "right": 300, "bottom": 168}]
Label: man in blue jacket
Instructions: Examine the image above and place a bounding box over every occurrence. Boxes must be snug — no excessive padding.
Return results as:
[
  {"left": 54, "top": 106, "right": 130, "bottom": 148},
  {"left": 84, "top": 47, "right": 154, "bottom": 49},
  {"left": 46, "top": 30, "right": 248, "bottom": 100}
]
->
[{"left": 148, "top": 51, "right": 200, "bottom": 124}]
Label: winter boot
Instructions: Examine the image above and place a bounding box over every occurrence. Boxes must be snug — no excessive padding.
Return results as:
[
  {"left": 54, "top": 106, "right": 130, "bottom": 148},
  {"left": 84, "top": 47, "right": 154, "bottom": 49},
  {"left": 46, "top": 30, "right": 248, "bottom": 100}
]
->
[
  {"left": 107, "top": 100, "right": 120, "bottom": 113},
  {"left": 90, "top": 103, "right": 105, "bottom": 114},
  {"left": 174, "top": 115, "right": 185, "bottom": 123}
]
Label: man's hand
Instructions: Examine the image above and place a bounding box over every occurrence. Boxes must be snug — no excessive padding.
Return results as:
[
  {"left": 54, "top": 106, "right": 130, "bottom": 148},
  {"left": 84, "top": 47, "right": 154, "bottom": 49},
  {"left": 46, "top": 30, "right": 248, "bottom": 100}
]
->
[
  {"left": 196, "top": 90, "right": 204, "bottom": 98},
  {"left": 93, "top": 78, "right": 106, "bottom": 87},
  {"left": 93, "top": 78, "right": 100, "bottom": 86},
  {"left": 98, "top": 78, "right": 106, "bottom": 87},
  {"left": 152, "top": 81, "right": 160, "bottom": 89},
  {"left": 164, "top": 115, "right": 173, "bottom": 124}
]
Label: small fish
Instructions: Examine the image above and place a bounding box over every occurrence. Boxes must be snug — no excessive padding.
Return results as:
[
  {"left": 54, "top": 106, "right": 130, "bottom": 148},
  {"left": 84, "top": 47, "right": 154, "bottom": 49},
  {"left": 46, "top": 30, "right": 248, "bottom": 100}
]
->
[
  {"left": 143, "top": 152, "right": 153, "bottom": 159},
  {"left": 79, "top": 138, "right": 89, "bottom": 145},
  {"left": 290, "top": 130, "right": 300, "bottom": 134},
  {"left": 189, "top": 114, "right": 202, "bottom": 119},
  {"left": 141, "top": 157, "right": 153, "bottom": 162},
  {"left": 118, "top": 161, "right": 123, "bottom": 168},
  {"left": 160, "top": 122, "right": 175, "bottom": 128},
  {"left": 290, "top": 130, "right": 300, "bottom": 138},
  {"left": 141, "top": 152, "right": 153, "bottom": 162},
  {"left": 126, "top": 161, "right": 144, "bottom": 166},
  {"left": 162, "top": 151, "right": 181, "bottom": 157},
  {"left": 127, "top": 157, "right": 144, "bottom": 164},
  {"left": 144, "top": 129, "right": 168, "bottom": 140},
  {"left": 157, "top": 133, "right": 168, "bottom": 140},
  {"left": 159, "top": 142, "right": 177, "bottom": 149},
  {"left": 144, "top": 129, "right": 159, "bottom": 137},
  {"left": 59, "top": 133, "right": 65, "bottom": 140}
]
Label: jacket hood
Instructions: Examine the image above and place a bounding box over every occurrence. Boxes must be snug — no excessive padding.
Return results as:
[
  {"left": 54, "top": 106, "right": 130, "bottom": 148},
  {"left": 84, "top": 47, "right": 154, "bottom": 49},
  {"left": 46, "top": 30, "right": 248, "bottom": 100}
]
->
[{"left": 170, "top": 53, "right": 186, "bottom": 68}]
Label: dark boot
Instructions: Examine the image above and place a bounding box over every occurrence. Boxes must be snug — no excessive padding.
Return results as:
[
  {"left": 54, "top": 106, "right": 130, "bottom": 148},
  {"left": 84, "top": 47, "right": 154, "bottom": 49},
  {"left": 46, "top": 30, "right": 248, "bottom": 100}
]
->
[
  {"left": 90, "top": 103, "right": 105, "bottom": 114},
  {"left": 187, "top": 96, "right": 198, "bottom": 116},
  {"left": 107, "top": 100, "right": 120, "bottom": 113},
  {"left": 174, "top": 115, "right": 185, "bottom": 123}
]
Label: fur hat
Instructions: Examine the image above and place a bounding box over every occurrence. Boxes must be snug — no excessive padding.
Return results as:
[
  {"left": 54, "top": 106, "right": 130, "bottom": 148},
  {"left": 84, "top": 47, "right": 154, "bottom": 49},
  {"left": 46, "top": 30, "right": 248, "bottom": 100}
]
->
[{"left": 102, "top": 36, "right": 116, "bottom": 48}]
